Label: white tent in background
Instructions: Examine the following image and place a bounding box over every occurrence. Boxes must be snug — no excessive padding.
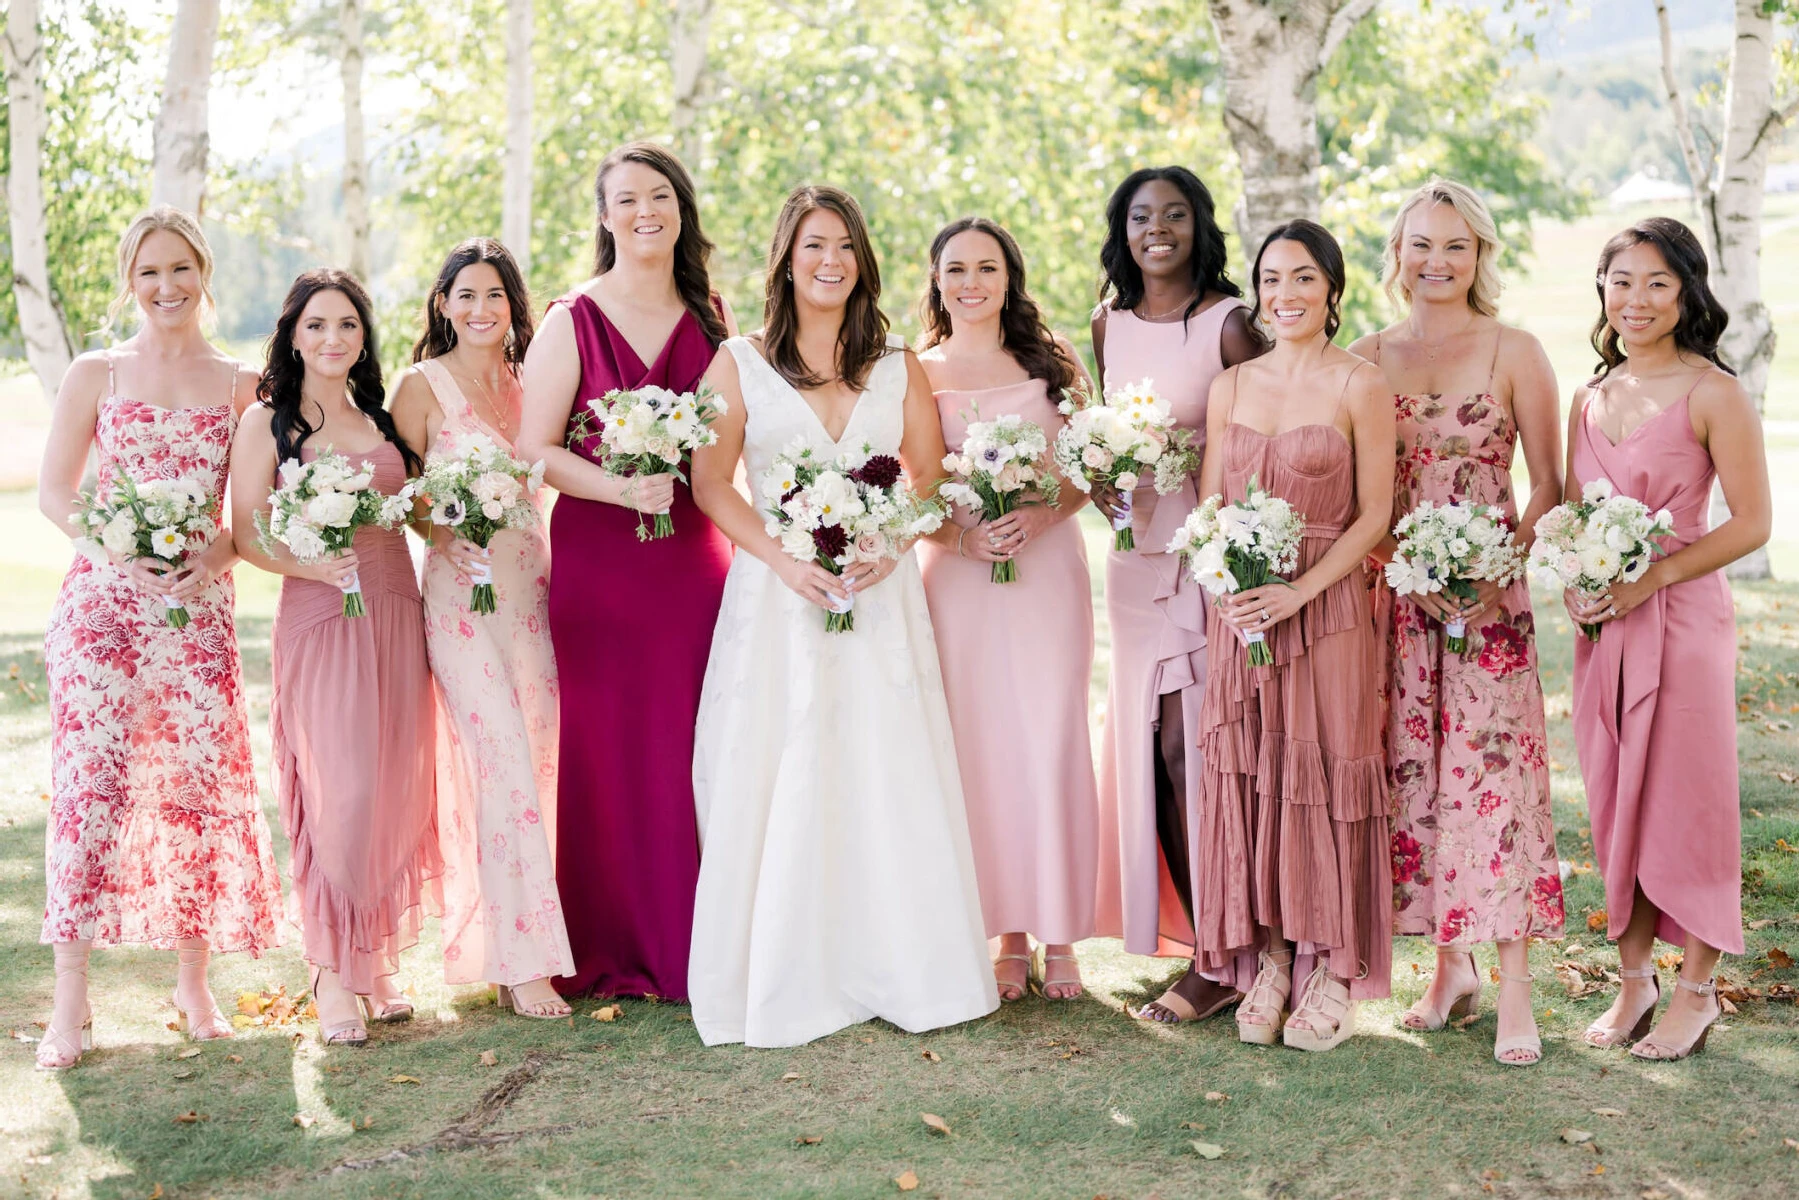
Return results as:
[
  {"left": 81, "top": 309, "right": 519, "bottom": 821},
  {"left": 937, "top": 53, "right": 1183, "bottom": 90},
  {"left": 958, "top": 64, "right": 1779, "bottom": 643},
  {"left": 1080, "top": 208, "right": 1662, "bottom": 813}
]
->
[{"left": 1609, "top": 170, "right": 1693, "bottom": 208}]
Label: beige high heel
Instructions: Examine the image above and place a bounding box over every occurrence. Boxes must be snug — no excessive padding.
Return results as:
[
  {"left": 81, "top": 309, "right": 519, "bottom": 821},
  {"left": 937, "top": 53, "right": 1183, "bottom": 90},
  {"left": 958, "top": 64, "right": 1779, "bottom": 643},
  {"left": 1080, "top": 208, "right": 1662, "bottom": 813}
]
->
[
  {"left": 1629, "top": 976, "right": 1720, "bottom": 1061},
  {"left": 311, "top": 967, "right": 368, "bottom": 1047},
  {"left": 1492, "top": 970, "right": 1542, "bottom": 1066},
  {"left": 992, "top": 953, "right": 1032, "bottom": 1002},
  {"left": 1283, "top": 965, "right": 1358, "bottom": 1053},
  {"left": 1235, "top": 950, "right": 1293, "bottom": 1045},
  {"left": 1399, "top": 949, "right": 1480, "bottom": 1032},
  {"left": 1583, "top": 965, "right": 1660, "bottom": 1049},
  {"left": 170, "top": 944, "right": 234, "bottom": 1041},
  {"left": 495, "top": 980, "right": 573, "bottom": 1020},
  {"left": 1036, "top": 948, "right": 1083, "bottom": 1001},
  {"left": 37, "top": 943, "right": 94, "bottom": 1071}
]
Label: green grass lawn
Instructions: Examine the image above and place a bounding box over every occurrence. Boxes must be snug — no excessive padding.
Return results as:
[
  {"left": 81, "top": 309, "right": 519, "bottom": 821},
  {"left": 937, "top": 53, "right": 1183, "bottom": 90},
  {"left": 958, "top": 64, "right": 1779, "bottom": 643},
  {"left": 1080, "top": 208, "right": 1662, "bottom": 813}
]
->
[{"left": 1, "top": 507, "right": 1795, "bottom": 1198}]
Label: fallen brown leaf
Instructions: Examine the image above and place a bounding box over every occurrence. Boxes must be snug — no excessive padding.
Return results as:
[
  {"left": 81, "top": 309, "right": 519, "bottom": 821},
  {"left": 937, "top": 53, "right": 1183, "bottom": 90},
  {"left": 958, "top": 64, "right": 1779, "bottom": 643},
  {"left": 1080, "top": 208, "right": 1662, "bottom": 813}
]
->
[
  {"left": 173, "top": 1069, "right": 194, "bottom": 1081},
  {"left": 172, "top": 1111, "right": 207, "bottom": 1124},
  {"left": 894, "top": 1169, "right": 919, "bottom": 1191},
  {"left": 176, "top": 1047, "right": 202, "bottom": 1060},
  {"left": 795, "top": 1135, "right": 822, "bottom": 1146},
  {"left": 387, "top": 1074, "right": 422, "bottom": 1085},
  {"left": 1190, "top": 1141, "right": 1225, "bottom": 1159},
  {"left": 1586, "top": 911, "right": 1607, "bottom": 933},
  {"left": 1749, "top": 919, "right": 1778, "bottom": 930},
  {"left": 1561, "top": 1128, "right": 1593, "bottom": 1144},
  {"left": 1179, "top": 1121, "right": 1206, "bottom": 1130},
  {"left": 920, "top": 1049, "right": 941, "bottom": 1062},
  {"left": 1591, "top": 1107, "right": 1625, "bottom": 1118},
  {"left": 781, "top": 1071, "right": 801, "bottom": 1082},
  {"left": 148, "top": 1186, "right": 163, "bottom": 1200},
  {"left": 1768, "top": 947, "right": 1795, "bottom": 970},
  {"left": 225, "top": 1054, "right": 243, "bottom": 1063},
  {"left": 591, "top": 1004, "right": 623, "bottom": 1022},
  {"left": 1784, "top": 1137, "right": 1799, "bottom": 1152},
  {"left": 293, "top": 1114, "right": 315, "bottom": 1129},
  {"left": 921, "top": 1112, "right": 951, "bottom": 1136},
  {"left": 1204, "top": 1091, "right": 1228, "bottom": 1102},
  {"left": 1656, "top": 951, "right": 1683, "bottom": 971},
  {"left": 478, "top": 1050, "right": 498, "bottom": 1067}
]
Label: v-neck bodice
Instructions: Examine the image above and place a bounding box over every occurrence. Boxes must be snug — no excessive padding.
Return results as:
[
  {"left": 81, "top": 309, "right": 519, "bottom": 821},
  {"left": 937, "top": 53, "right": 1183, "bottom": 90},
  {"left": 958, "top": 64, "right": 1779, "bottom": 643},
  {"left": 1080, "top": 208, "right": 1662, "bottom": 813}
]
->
[{"left": 557, "top": 291, "right": 719, "bottom": 466}]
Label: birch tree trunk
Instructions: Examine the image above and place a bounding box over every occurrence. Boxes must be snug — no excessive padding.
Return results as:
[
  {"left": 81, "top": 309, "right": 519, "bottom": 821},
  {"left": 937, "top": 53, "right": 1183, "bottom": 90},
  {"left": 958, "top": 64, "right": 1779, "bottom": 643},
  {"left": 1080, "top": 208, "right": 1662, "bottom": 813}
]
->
[
  {"left": 151, "top": 0, "right": 220, "bottom": 215},
  {"left": 1207, "top": 0, "right": 1377, "bottom": 265},
  {"left": 1656, "top": 0, "right": 1792, "bottom": 579},
  {"left": 5, "top": 0, "right": 76, "bottom": 401},
  {"left": 670, "top": 0, "right": 714, "bottom": 168},
  {"left": 503, "top": 0, "right": 533, "bottom": 273},
  {"left": 340, "top": 0, "right": 371, "bottom": 281}
]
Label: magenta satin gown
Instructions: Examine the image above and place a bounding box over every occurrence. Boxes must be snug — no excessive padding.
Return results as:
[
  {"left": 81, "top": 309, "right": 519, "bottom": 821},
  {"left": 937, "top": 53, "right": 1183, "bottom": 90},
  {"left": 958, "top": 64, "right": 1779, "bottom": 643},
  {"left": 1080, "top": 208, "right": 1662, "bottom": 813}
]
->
[
  {"left": 549, "top": 294, "right": 731, "bottom": 1000},
  {"left": 1571, "top": 377, "right": 1743, "bottom": 956}
]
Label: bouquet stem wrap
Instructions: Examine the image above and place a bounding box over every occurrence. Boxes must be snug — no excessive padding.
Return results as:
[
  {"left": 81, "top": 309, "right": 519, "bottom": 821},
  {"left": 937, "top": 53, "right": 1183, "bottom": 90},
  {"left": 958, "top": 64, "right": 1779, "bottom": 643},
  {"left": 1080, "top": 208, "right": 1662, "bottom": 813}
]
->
[
  {"left": 468, "top": 559, "right": 496, "bottom": 615},
  {"left": 161, "top": 595, "right": 191, "bottom": 630},
  {"left": 340, "top": 570, "right": 366, "bottom": 619},
  {"left": 1111, "top": 494, "right": 1134, "bottom": 553}
]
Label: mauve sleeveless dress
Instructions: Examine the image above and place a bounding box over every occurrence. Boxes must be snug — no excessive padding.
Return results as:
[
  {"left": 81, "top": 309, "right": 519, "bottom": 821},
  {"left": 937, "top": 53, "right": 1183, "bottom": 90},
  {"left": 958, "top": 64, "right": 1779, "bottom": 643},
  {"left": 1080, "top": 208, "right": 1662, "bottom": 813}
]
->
[
  {"left": 548, "top": 294, "right": 731, "bottom": 1000},
  {"left": 1194, "top": 402, "right": 1392, "bottom": 1000},
  {"left": 1570, "top": 377, "right": 1743, "bottom": 955},
  {"left": 1093, "top": 299, "right": 1247, "bottom": 958}
]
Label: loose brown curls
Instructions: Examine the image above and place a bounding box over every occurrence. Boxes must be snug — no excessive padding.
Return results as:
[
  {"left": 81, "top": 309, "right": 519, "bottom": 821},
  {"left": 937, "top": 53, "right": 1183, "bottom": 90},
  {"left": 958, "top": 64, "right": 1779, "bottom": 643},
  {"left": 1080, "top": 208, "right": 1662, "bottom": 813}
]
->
[
  {"left": 1590, "top": 216, "right": 1733, "bottom": 379},
  {"left": 918, "top": 216, "right": 1076, "bottom": 397},
  {"left": 412, "top": 237, "right": 535, "bottom": 365},
  {"left": 593, "top": 141, "right": 728, "bottom": 345},
  {"left": 762, "top": 185, "right": 892, "bottom": 392}
]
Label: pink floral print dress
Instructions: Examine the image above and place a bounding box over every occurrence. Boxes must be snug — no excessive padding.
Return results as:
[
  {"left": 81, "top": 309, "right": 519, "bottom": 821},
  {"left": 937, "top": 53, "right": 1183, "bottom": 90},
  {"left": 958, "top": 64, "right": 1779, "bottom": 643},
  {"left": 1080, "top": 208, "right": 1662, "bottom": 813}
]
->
[
  {"left": 41, "top": 359, "right": 282, "bottom": 952},
  {"left": 1381, "top": 343, "right": 1565, "bottom": 946}
]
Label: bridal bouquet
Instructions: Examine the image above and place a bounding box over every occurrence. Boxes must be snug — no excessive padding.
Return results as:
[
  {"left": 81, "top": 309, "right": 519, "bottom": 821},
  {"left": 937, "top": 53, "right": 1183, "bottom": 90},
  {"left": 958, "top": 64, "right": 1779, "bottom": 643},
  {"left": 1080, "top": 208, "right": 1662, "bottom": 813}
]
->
[
  {"left": 762, "top": 439, "right": 945, "bottom": 632},
  {"left": 414, "top": 434, "right": 545, "bottom": 614},
  {"left": 1052, "top": 380, "right": 1197, "bottom": 551},
  {"left": 568, "top": 384, "right": 726, "bottom": 540},
  {"left": 1527, "top": 477, "right": 1674, "bottom": 642},
  {"left": 1384, "top": 501, "right": 1526, "bottom": 654},
  {"left": 71, "top": 475, "right": 219, "bottom": 628},
  {"left": 939, "top": 413, "right": 1061, "bottom": 584},
  {"left": 255, "top": 449, "right": 415, "bottom": 618},
  {"left": 1166, "top": 479, "right": 1306, "bottom": 666}
]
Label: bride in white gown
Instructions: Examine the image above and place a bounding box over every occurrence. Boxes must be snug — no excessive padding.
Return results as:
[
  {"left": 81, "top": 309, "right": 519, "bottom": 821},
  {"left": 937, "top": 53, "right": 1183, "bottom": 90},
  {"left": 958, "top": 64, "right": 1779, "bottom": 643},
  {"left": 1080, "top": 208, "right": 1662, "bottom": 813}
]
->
[{"left": 687, "top": 185, "right": 999, "bottom": 1048}]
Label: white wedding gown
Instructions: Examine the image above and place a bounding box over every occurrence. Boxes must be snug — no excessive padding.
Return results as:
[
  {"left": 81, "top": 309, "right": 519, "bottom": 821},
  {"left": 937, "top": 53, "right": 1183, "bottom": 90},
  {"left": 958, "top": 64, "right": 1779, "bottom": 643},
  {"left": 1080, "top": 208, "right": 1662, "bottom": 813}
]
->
[{"left": 688, "top": 335, "right": 1000, "bottom": 1048}]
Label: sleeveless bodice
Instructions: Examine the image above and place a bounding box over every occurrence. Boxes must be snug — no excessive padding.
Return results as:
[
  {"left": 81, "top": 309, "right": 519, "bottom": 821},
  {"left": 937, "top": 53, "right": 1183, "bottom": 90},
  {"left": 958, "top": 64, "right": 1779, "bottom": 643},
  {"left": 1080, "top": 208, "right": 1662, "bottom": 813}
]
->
[
  {"left": 1393, "top": 389, "right": 1517, "bottom": 519},
  {"left": 1101, "top": 298, "right": 1247, "bottom": 456},
  {"left": 558, "top": 294, "right": 718, "bottom": 462},
  {"left": 725, "top": 334, "right": 909, "bottom": 510},
  {"left": 933, "top": 377, "right": 1063, "bottom": 453},
  {"left": 1573, "top": 391, "right": 1713, "bottom": 551},
  {"left": 96, "top": 395, "right": 235, "bottom": 541}
]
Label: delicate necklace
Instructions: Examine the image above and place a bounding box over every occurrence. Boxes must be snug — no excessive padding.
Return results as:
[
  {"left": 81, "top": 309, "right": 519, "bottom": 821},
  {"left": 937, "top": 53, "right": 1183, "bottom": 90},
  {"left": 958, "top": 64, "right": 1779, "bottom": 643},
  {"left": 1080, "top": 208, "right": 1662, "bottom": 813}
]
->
[
  {"left": 456, "top": 359, "right": 517, "bottom": 439},
  {"left": 1408, "top": 314, "right": 1479, "bottom": 361},
  {"left": 1139, "top": 291, "right": 1198, "bottom": 322}
]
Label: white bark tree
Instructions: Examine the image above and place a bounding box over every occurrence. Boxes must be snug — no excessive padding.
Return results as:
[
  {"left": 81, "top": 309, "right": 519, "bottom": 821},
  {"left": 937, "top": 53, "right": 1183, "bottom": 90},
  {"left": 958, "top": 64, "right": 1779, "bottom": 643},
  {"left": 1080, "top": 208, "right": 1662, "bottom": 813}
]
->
[
  {"left": 1655, "top": 0, "right": 1795, "bottom": 579},
  {"left": 670, "top": 0, "right": 715, "bottom": 168},
  {"left": 5, "top": 0, "right": 76, "bottom": 400},
  {"left": 151, "top": 0, "right": 221, "bottom": 215},
  {"left": 503, "top": 0, "right": 533, "bottom": 273},
  {"left": 1207, "top": 0, "right": 1378, "bottom": 263},
  {"left": 340, "top": 0, "right": 371, "bottom": 281}
]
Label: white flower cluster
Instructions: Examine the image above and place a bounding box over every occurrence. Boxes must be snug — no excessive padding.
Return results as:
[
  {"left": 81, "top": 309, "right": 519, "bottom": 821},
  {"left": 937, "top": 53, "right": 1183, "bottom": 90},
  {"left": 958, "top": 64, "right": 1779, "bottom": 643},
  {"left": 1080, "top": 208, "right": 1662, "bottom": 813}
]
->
[
  {"left": 257, "top": 449, "right": 414, "bottom": 565},
  {"left": 1384, "top": 501, "right": 1524, "bottom": 597},
  {"left": 417, "top": 433, "right": 544, "bottom": 541},
  {"left": 939, "top": 413, "right": 1060, "bottom": 515},
  {"left": 1527, "top": 477, "right": 1674, "bottom": 595},
  {"left": 584, "top": 384, "right": 726, "bottom": 468},
  {"left": 761, "top": 439, "right": 946, "bottom": 572},
  {"left": 1166, "top": 485, "right": 1305, "bottom": 597},
  {"left": 73, "top": 475, "right": 217, "bottom": 568},
  {"left": 1051, "top": 379, "right": 1192, "bottom": 498}
]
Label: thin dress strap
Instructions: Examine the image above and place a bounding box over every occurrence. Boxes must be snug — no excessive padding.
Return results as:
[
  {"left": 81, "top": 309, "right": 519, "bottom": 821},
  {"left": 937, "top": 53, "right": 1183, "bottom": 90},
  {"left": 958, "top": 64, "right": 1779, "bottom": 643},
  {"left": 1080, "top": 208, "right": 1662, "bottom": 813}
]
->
[
  {"left": 227, "top": 360, "right": 239, "bottom": 406},
  {"left": 1372, "top": 332, "right": 1382, "bottom": 364},
  {"left": 105, "top": 351, "right": 116, "bottom": 399},
  {"left": 1485, "top": 327, "right": 1503, "bottom": 393}
]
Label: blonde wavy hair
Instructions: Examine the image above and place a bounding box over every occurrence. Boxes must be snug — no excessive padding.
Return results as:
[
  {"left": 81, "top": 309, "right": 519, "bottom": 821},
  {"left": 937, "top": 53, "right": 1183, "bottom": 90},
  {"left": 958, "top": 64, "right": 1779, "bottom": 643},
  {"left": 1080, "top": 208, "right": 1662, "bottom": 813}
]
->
[
  {"left": 1381, "top": 179, "right": 1503, "bottom": 318},
  {"left": 104, "top": 206, "right": 217, "bottom": 336}
]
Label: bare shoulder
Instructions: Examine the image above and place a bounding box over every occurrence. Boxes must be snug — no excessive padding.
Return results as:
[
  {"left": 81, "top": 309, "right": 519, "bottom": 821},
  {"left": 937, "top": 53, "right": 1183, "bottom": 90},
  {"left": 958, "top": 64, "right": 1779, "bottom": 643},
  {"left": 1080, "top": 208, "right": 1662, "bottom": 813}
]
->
[
  {"left": 59, "top": 352, "right": 112, "bottom": 400},
  {"left": 1345, "top": 327, "right": 1385, "bottom": 361},
  {"left": 1688, "top": 365, "right": 1754, "bottom": 425},
  {"left": 389, "top": 365, "right": 441, "bottom": 415},
  {"left": 1495, "top": 321, "right": 1549, "bottom": 365},
  {"left": 1343, "top": 356, "right": 1391, "bottom": 413},
  {"left": 233, "top": 400, "right": 277, "bottom": 447}
]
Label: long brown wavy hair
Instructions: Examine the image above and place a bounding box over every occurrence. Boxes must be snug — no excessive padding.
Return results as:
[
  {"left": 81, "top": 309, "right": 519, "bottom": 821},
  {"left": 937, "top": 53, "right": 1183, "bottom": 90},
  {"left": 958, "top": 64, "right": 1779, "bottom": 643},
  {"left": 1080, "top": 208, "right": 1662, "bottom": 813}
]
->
[
  {"left": 412, "top": 237, "right": 535, "bottom": 364},
  {"left": 258, "top": 268, "right": 422, "bottom": 473},
  {"left": 1590, "top": 216, "right": 1732, "bottom": 379},
  {"left": 918, "top": 216, "right": 1076, "bottom": 397},
  {"left": 592, "top": 141, "right": 728, "bottom": 345},
  {"left": 762, "top": 185, "right": 892, "bottom": 392}
]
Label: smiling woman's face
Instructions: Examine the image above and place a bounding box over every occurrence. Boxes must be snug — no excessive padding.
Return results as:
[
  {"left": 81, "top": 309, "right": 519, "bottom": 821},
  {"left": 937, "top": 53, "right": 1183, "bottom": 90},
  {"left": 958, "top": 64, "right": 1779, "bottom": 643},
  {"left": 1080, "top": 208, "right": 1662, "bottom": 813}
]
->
[
  {"left": 131, "top": 228, "right": 206, "bottom": 330},
  {"left": 1256, "top": 238, "right": 1332, "bottom": 343},
  {"left": 1126, "top": 178, "right": 1194, "bottom": 285},
  {"left": 293, "top": 288, "right": 365, "bottom": 381},
  {"left": 789, "top": 208, "right": 859, "bottom": 312}
]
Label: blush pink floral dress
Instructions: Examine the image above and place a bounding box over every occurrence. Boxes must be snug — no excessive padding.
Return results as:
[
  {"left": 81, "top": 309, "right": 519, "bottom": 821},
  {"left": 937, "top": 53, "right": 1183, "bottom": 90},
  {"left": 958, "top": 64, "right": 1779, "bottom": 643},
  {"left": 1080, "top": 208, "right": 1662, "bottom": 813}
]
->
[
  {"left": 416, "top": 358, "right": 572, "bottom": 988},
  {"left": 1377, "top": 335, "right": 1565, "bottom": 946},
  {"left": 41, "top": 356, "right": 282, "bottom": 953}
]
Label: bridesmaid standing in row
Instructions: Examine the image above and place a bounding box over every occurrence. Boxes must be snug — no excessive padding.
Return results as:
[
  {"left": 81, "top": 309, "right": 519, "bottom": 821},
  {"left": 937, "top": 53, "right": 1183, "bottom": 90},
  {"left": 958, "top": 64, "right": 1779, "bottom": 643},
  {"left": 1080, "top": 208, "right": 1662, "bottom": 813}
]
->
[
  {"left": 1198, "top": 222, "right": 1394, "bottom": 1052},
  {"left": 232, "top": 270, "right": 441, "bottom": 1045},
  {"left": 1087, "top": 166, "right": 1266, "bottom": 1024},
  {"left": 36, "top": 209, "right": 282, "bottom": 1068},
  {"left": 517, "top": 142, "right": 735, "bottom": 1002},
  {"left": 1568, "top": 217, "right": 1769, "bottom": 1061},
  {"left": 394, "top": 239, "right": 573, "bottom": 1019},
  {"left": 1350, "top": 180, "right": 1565, "bottom": 1066},
  {"left": 916, "top": 217, "right": 1099, "bottom": 1001}
]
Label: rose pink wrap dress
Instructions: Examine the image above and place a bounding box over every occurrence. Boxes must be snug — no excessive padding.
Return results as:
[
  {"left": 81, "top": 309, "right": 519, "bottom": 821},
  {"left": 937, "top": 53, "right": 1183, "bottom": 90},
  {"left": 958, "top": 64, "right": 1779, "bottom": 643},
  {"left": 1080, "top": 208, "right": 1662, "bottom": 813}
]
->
[
  {"left": 1094, "top": 298, "right": 1247, "bottom": 957},
  {"left": 1570, "top": 376, "right": 1743, "bottom": 956},
  {"left": 919, "top": 379, "right": 1098, "bottom": 944}
]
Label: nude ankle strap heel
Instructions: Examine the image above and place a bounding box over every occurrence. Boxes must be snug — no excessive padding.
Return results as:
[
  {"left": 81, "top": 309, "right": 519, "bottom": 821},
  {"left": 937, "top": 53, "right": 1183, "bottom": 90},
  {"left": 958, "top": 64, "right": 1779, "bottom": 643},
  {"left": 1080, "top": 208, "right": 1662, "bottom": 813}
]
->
[
  {"left": 1583, "top": 965, "right": 1660, "bottom": 1049},
  {"left": 1493, "top": 970, "right": 1542, "bottom": 1067},
  {"left": 1629, "top": 977, "right": 1719, "bottom": 1062}
]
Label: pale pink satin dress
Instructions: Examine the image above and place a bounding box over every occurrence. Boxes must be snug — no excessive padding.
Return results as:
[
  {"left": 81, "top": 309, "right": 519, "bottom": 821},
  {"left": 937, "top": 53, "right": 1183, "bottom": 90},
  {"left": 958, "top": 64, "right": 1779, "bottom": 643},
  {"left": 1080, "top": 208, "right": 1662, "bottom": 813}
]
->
[
  {"left": 1093, "top": 298, "right": 1248, "bottom": 956},
  {"left": 919, "top": 379, "right": 1098, "bottom": 944},
  {"left": 1571, "top": 376, "right": 1743, "bottom": 955},
  {"left": 417, "top": 359, "right": 573, "bottom": 988}
]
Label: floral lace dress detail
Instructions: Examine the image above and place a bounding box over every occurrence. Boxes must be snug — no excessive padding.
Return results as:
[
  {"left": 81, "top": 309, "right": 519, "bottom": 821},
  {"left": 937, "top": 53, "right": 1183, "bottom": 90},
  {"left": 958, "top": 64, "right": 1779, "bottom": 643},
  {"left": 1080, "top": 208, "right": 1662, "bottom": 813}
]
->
[
  {"left": 42, "top": 367, "right": 282, "bottom": 952},
  {"left": 1384, "top": 358, "right": 1565, "bottom": 945}
]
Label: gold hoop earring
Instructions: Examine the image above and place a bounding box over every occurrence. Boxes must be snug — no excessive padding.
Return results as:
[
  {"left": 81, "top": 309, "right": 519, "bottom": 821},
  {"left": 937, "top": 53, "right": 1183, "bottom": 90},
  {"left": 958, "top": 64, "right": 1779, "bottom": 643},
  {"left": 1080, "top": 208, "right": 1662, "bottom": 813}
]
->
[{"left": 357, "top": 348, "right": 367, "bottom": 363}]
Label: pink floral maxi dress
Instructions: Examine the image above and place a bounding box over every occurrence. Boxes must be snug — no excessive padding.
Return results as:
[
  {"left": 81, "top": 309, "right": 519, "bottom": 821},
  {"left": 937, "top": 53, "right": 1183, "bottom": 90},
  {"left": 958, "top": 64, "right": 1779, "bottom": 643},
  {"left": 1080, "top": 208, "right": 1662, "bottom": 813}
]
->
[
  {"left": 1380, "top": 342, "right": 1565, "bottom": 946},
  {"left": 417, "top": 359, "right": 573, "bottom": 986},
  {"left": 42, "top": 364, "right": 282, "bottom": 951}
]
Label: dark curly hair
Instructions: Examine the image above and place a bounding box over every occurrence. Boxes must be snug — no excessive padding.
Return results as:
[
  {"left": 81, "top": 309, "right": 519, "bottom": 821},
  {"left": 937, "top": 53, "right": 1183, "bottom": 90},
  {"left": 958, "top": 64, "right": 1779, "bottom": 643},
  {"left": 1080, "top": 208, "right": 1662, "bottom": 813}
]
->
[
  {"left": 257, "top": 268, "right": 422, "bottom": 473},
  {"left": 1591, "top": 216, "right": 1733, "bottom": 378},
  {"left": 1251, "top": 220, "right": 1347, "bottom": 341},
  {"left": 918, "top": 216, "right": 1077, "bottom": 397},
  {"left": 412, "top": 237, "right": 534, "bottom": 365},
  {"left": 1098, "top": 166, "right": 1241, "bottom": 324}
]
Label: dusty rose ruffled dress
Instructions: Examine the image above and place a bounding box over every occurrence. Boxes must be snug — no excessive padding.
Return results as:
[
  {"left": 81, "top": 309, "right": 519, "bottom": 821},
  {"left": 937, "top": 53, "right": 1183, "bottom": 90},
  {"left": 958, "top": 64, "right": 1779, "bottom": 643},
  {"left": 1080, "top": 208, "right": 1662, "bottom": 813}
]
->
[
  {"left": 1194, "top": 401, "right": 1392, "bottom": 1000},
  {"left": 270, "top": 440, "right": 441, "bottom": 993}
]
